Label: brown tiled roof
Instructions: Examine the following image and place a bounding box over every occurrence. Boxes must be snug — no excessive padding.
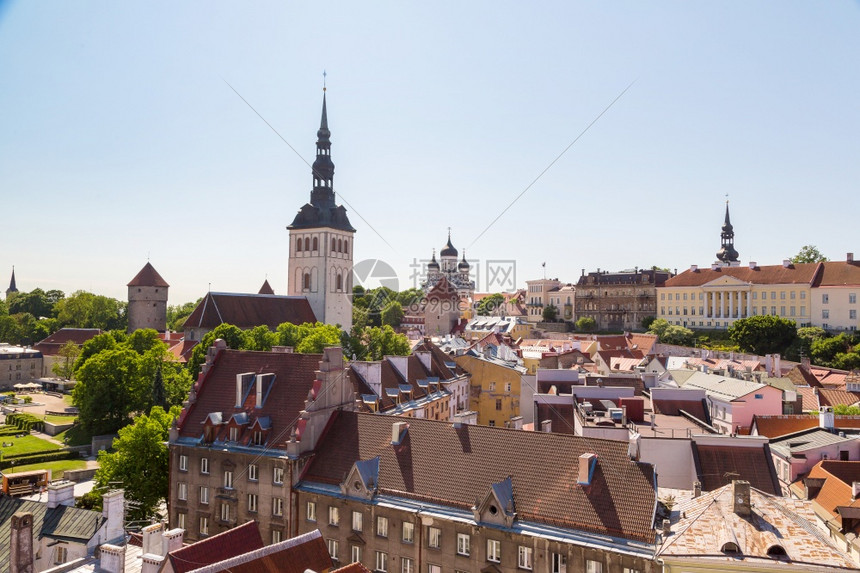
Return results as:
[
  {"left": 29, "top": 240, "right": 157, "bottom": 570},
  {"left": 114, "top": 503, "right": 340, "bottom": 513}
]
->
[
  {"left": 182, "top": 529, "right": 333, "bottom": 573},
  {"left": 167, "top": 339, "right": 197, "bottom": 363},
  {"left": 805, "top": 461, "right": 860, "bottom": 521},
  {"left": 796, "top": 387, "right": 820, "bottom": 412},
  {"left": 813, "top": 260, "right": 860, "bottom": 287},
  {"left": 754, "top": 415, "right": 860, "bottom": 438},
  {"left": 818, "top": 388, "right": 860, "bottom": 408},
  {"left": 127, "top": 262, "right": 169, "bottom": 287},
  {"left": 665, "top": 262, "right": 821, "bottom": 287},
  {"left": 693, "top": 443, "right": 780, "bottom": 495},
  {"left": 176, "top": 349, "right": 321, "bottom": 447},
  {"left": 183, "top": 292, "right": 316, "bottom": 331},
  {"left": 302, "top": 411, "right": 657, "bottom": 543},
  {"left": 32, "top": 328, "right": 102, "bottom": 355},
  {"left": 166, "top": 520, "right": 264, "bottom": 573}
]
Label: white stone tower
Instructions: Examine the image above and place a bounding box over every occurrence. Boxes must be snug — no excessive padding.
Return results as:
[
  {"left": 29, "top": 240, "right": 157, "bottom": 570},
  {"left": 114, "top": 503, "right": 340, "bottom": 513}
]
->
[
  {"left": 127, "top": 262, "right": 169, "bottom": 332},
  {"left": 287, "top": 90, "right": 355, "bottom": 331}
]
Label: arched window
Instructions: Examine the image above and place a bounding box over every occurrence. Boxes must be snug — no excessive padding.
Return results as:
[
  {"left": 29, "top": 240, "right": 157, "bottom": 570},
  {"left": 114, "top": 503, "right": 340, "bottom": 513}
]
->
[
  {"left": 296, "top": 237, "right": 302, "bottom": 252},
  {"left": 332, "top": 238, "right": 337, "bottom": 253},
  {"left": 343, "top": 239, "right": 349, "bottom": 255},
  {"left": 338, "top": 239, "right": 343, "bottom": 253},
  {"left": 766, "top": 545, "right": 787, "bottom": 560},
  {"left": 336, "top": 273, "right": 343, "bottom": 291},
  {"left": 303, "top": 273, "right": 311, "bottom": 290},
  {"left": 304, "top": 237, "right": 310, "bottom": 251},
  {"left": 721, "top": 542, "right": 741, "bottom": 555},
  {"left": 312, "top": 237, "right": 318, "bottom": 251}
]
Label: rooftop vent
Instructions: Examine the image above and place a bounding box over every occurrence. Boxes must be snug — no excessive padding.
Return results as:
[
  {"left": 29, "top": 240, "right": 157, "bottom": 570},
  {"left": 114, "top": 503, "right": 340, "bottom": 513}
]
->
[
  {"left": 749, "top": 261, "right": 757, "bottom": 270},
  {"left": 391, "top": 421, "right": 408, "bottom": 445},
  {"left": 577, "top": 452, "right": 597, "bottom": 486}
]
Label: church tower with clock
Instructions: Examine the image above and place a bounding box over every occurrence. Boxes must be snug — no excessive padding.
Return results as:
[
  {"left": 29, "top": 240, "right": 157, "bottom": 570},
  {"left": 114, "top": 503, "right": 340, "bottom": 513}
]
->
[{"left": 287, "top": 89, "right": 355, "bottom": 331}]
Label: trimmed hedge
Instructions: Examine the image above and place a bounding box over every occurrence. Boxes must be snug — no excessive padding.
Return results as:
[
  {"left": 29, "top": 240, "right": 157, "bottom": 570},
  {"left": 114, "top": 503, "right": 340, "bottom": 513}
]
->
[
  {"left": 0, "top": 450, "right": 82, "bottom": 470},
  {"left": 5, "top": 413, "right": 43, "bottom": 433}
]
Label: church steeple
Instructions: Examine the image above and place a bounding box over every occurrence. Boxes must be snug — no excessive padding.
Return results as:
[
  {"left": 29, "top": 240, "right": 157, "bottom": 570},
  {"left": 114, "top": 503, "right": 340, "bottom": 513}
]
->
[
  {"left": 6, "top": 267, "right": 18, "bottom": 298},
  {"left": 716, "top": 201, "right": 739, "bottom": 265},
  {"left": 310, "top": 91, "right": 335, "bottom": 208}
]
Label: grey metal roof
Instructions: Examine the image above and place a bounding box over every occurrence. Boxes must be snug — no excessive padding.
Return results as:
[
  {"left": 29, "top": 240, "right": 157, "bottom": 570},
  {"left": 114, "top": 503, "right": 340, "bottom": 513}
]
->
[
  {"left": 770, "top": 428, "right": 856, "bottom": 457},
  {"left": 679, "top": 370, "right": 767, "bottom": 400}
]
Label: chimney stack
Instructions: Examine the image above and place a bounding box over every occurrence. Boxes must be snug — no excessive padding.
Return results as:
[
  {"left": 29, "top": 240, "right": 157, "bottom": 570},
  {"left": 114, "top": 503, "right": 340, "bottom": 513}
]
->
[
  {"left": 732, "top": 480, "right": 751, "bottom": 516},
  {"left": 848, "top": 253, "right": 854, "bottom": 263},
  {"left": 46, "top": 481, "right": 75, "bottom": 509},
  {"left": 541, "top": 419, "right": 553, "bottom": 433},
  {"left": 662, "top": 518, "right": 671, "bottom": 536},
  {"left": 391, "top": 421, "right": 408, "bottom": 445},
  {"left": 10, "top": 512, "right": 34, "bottom": 573},
  {"left": 577, "top": 453, "right": 596, "bottom": 485},
  {"left": 693, "top": 480, "right": 702, "bottom": 498},
  {"left": 819, "top": 406, "right": 835, "bottom": 431},
  {"left": 783, "top": 259, "right": 791, "bottom": 268},
  {"left": 99, "top": 544, "right": 126, "bottom": 573},
  {"left": 749, "top": 261, "right": 757, "bottom": 269}
]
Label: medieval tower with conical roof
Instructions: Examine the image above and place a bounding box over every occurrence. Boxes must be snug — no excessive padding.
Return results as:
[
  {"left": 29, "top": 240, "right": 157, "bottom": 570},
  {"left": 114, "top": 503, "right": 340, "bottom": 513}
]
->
[
  {"left": 287, "top": 89, "right": 354, "bottom": 331},
  {"left": 715, "top": 201, "right": 740, "bottom": 266},
  {"left": 127, "top": 262, "right": 169, "bottom": 332}
]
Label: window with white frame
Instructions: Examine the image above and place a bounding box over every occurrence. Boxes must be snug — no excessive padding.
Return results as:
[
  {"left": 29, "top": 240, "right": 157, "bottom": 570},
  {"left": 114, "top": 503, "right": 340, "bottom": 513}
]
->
[
  {"left": 273, "top": 466, "right": 284, "bottom": 484},
  {"left": 428, "top": 526, "right": 441, "bottom": 548},
  {"left": 199, "top": 486, "right": 209, "bottom": 505},
  {"left": 272, "top": 529, "right": 282, "bottom": 544},
  {"left": 307, "top": 501, "right": 317, "bottom": 522},
  {"left": 200, "top": 457, "right": 209, "bottom": 474},
  {"left": 223, "top": 470, "right": 233, "bottom": 489},
  {"left": 220, "top": 503, "right": 230, "bottom": 522},
  {"left": 401, "top": 557, "right": 414, "bottom": 573},
  {"left": 177, "top": 512, "right": 185, "bottom": 530},
  {"left": 177, "top": 482, "right": 187, "bottom": 501},
  {"left": 351, "top": 545, "right": 361, "bottom": 563},
  {"left": 199, "top": 516, "right": 209, "bottom": 536},
  {"left": 402, "top": 521, "right": 414, "bottom": 543},
  {"left": 428, "top": 565, "right": 441, "bottom": 573},
  {"left": 552, "top": 553, "right": 568, "bottom": 573},
  {"left": 247, "top": 493, "right": 257, "bottom": 513},
  {"left": 327, "top": 539, "right": 339, "bottom": 560},
  {"left": 329, "top": 506, "right": 340, "bottom": 526},
  {"left": 252, "top": 430, "right": 264, "bottom": 446},
  {"left": 248, "top": 463, "right": 258, "bottom": 481},
  {"left": 273, "top": 498, "right": 283, "bottom": 516},
  {"left": 457, "top": 533, "right": 470, "bottom": 555},
  {"left": 179, "top": 455, "right": 187, "bottom": 471},
  {"left": 352, "top": 510, "right": 363, "bottom": 531},
  {"left": 487, "top": 539, "right": 501, "bottom": 562},
  {"left": 585, "top": 559, "right": 602, "bottom": 573},
  {"left": 518, "top": 546, "right": 533, "bottom": 570},
  {"left": 377, "top": 515, "right": 389, "bottom": 537},
  {"left": 228, "top": 426, "right": 238, "bottom": 441},
  {"left": 375, "top": 550, "right": 388, "bottom": 572}
]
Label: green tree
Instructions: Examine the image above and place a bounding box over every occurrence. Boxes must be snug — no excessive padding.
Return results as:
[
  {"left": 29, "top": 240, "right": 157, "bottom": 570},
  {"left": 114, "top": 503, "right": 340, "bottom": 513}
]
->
[
  {"left": 381, "top": 300, "right": 405, "bottom": 327},
  {"left": 477, "top": 294, "right": 505, "bottom": 316},
  {"left": 641, "top": 316, "right": 656, "bottom": 330},
  {"left": 791, "top": 245, "right": 828, "bottom": 264},
  {"left": 575, "top": 316, "right": 597, "bottom": 332},
  {"left": 8, "top": 289, "right": 53, "bottom": 318},
  {"left": 728, "top": 315, "right": 798, "bottom": 355},
  {"left": 74, "top": 348, "right": 146, "bottom": 434},
  {"left": 187, "top": 323, "right": 248, "bottom": 375},
  {"left": 834, "top": 404, "right": 860, "bottom": 415},
  {"left": 295, "top": 323, "right": 343, "bottom": 353},
  {"left": 93, "top": 406, "right": 180, "bottom": 520},
  {"left": 245, "top": 325, "right": 277, "bottom": 352},
  {"left": 166, "top": 300, "right": 200, "bottom": 331},
  {"left": 275, "top": 322, "right": 312, "bottom": 348},
  {"left": 126, "top": 329, "right": 164, "bottom": 355},
  {"left": 785, "top": 326, "right": 828, "bottom": 361},
  {"left": 362, "top": 325, "right": 411, "bottom": 361},
  {"left": 396, "top": 288, "right": 424, "bottom": 309},
  {"left": 52, "top": 340, "right": 80, "bottom": 380},
  {"left": 542, "top": 304, "right": 559, "bottom": 322},
  {"left": 811, "top": 333, "right": 856, "bottom": 367},
  {"left": 74, "top": 332, "right": 119, "bottom": 373},
  {"left": 55, "top": 291, "right": 127, "bottom": 331},
  {"left": 833, "top": 351, "right": 860, "bottom": 371},
  {"left": 660, "top": 324, "right": 696, "bottom": 346}
]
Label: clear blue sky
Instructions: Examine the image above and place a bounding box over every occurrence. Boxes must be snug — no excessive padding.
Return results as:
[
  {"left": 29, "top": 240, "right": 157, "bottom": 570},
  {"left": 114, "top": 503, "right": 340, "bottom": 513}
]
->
[{"left": 1, "top": 1, "right": 858, "bottom": 305}]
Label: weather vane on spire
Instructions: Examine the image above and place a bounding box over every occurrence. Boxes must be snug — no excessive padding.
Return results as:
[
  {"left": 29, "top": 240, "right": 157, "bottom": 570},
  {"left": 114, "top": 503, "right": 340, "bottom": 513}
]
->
[
  {"left": 725, "top": 192, "right": 729, "bottom": 204},
  {"left": 323, "top": 70, "right": 327, "bottom": 92}
]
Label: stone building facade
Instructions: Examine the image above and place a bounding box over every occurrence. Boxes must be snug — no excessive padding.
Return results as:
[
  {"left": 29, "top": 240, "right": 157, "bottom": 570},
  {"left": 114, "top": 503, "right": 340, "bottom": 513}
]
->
[
  {"left": 127, "top": 262, "right": 169, "bottom": 333},
  {"left": 575, "top": 268, "right": 670, "bottom": 331}
]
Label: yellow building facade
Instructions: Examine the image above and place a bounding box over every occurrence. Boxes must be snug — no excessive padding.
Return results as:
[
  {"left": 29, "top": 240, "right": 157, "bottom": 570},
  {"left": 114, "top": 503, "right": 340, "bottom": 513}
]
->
[{"left": 454, "top": 353, "right": 523, "bottom": 427}]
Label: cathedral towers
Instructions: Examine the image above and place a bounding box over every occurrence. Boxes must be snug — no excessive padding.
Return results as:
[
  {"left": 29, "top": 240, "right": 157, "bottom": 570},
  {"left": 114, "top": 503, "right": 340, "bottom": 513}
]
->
[{"left": 287, "top": 90, "right": 355, "bottom": 331}]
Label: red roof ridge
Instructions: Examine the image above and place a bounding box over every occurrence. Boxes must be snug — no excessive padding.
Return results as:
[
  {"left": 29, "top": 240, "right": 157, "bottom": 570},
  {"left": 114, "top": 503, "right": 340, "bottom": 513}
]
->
[{"left": 127, "top": 262, "right": 169, "bottom": 287}]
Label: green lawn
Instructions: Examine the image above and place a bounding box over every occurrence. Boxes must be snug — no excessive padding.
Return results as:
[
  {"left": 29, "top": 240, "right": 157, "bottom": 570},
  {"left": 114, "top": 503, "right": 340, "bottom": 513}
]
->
[
  {"left": 53, "top": 424, "right": 92, "bottom": 447},
  {"left": 6, "top": 459, "right": 88, "bottom": 479},
  {"left": 0, "top": 435, "right": 62, "bottom": 457},
  {"left": 44, "top": 415, "right": 78, "bottom": 425}
]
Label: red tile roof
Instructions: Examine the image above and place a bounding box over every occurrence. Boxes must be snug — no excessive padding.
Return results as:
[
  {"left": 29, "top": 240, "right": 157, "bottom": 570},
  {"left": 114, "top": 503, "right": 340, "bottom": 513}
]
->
[
  {"left": 817, "top": 388, "right": 860, "bottom": 408},
  {"left": 181, "top": 529, "right": 333, "bottom": 573},
  {"left": 176, "top": 349, "right": 322, "bottom": 448},
  {"left": 693, "top": 443, "right": 780, "bottom": 495},
  {"left": 127, "top": 262, "right": 169, "bottom": 287},
  {"left": 32, "top": 328, "right": 102, "bottom": 355},
  {"left": 425, "top": 275, "right": 459, "bottom": 302},
  {"left": 813, "top": 261, "right": 860, "bottom": 287},
  {"left": 183, "top": 292, "right": 316, "bottom": 331},
  {"left": 302, "top": 411, "right": 658, "bottom": 543},
  {"left": 803, "top": 461, "right": 860, "bottom": 528},
  {"left": 752, "top": 414, "right": 860, "bottom": 438},
  {"left": 665, "top": 262, "right": 821, "bottom": 287},
  {"left": 166, "top": 520, "right": 263, "bottom": 573}
]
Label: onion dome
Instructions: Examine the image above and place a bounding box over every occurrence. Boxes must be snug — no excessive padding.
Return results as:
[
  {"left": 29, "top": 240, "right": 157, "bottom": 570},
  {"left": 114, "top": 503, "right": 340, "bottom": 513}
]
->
[
  {"left": 458, "top": 252, "right": 470, "bottom": 271},
  {"left": 428, "top": 250, "right": 440, "bottom": 270},
  {"left": 440, "top": 231, "right": 458, "bottom": 258}
]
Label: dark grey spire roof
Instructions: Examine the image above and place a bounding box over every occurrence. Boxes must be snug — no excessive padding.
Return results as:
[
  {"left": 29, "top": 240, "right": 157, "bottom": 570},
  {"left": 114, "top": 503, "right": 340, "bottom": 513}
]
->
[
  {"left": 288, "top": 91, "right": 355, "bottom": 233},
  {"left": 6, "top": 267, "right": 17, "bottom": 294}
]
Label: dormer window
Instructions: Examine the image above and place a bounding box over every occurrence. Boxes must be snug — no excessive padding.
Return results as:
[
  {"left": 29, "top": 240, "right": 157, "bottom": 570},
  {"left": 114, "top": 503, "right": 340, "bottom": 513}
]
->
[
  {"left": 252, "top": 431, "right": 264, "bottom": 446},
  {"left": 721, "top": 542, "right": 741, "bottom": 554},
  {"left": 229, "top": 427, "right": 238, "bottom": 442}
]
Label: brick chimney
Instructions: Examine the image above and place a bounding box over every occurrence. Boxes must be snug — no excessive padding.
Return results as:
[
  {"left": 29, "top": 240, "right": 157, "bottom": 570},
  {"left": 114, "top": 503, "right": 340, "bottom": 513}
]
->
[
  {"left": 100, "top": 544, "right": 126, "bottom": 573},
  {"left": 10, "top": 512, "right": 34, "bottom": 573},
  {"left": 732, "top": 480, "right": 751, "bottom": 516}
]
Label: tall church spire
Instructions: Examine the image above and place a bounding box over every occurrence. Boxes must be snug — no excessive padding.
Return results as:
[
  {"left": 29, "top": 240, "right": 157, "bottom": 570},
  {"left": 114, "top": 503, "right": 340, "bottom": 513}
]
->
[
  {"left": 6, "top": 266, "right": 17, "bottom": 297},
  {"left": 716, "top": 200, "right": 739, "bottom": 265}
]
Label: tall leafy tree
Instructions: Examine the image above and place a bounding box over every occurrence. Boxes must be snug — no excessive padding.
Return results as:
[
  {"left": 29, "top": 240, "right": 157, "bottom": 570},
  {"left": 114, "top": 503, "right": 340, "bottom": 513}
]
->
[
  {"left": 8, "top": 289, "right": 53, "bottom": 318},
  {"left": 93, "top": 406, "right": 181, "bottom": 521},
  {"left": 791, "top": 245, "right": 828, "bottom": 264},
  {"left": 728, "top": 315, "right": 797, "bottom": 355},
  {"left": 52, "top": 341, "right": 81, "bottom": 380},
  {"left": 576, "top": 317, "right": 597, "bottom": 332},
  {"left": 381, "top": 300, "right": 405, "bottom": 327},
  {"left": 477, "top": 293, "right": 505, "bottom": 316},
  {"left": 55, "top": 291, "right": 127, "bottom": 331},
  {"left": 74, "top": 348, "right": 146, "bottom": 434}
]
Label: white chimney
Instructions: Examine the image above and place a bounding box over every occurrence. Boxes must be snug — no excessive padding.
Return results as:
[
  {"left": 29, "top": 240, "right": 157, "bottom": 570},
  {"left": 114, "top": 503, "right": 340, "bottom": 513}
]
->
[
  {"left": 510, "top": 416, "right": 523, "bottom": 430},
  {"left": 99, "top": 544, "right": 126, "bottom": 573},
  {"left": 163, "top": 528, "right": 184, "bottom": 556},
  {"left": 102, "top": 490, "right": 126, "bottom": 543},
  {"left": 849, "top": 253, "right": 855, "bottom": 263},
  {"left": 541, "top": 419, "right": 553, "bottom": 433},
  {"left": 690, "top": 265, "right": 698, "bottom": 272},
  {"left": 783, "top": 259, "right": 791, "bottom": 268},
  {"left": 142, "top": 523, "right": 164, "bottom": 557},
  {"left": 749, "top": 261, "right": 757, "bottom": 270},
  {"left": 141, "top": 553, "right": 164, "bottom": 573},
  {"left": 577, "top": 453, "right": 596, "bottom": 485},
  {"left": 711, "top": 263, "right": 720, "bottom": 271},
  {"left": 820, "top": 406, "right": 835, "bottom": 430},
  {"left": 391, "top": 421, "right": 408, "bottom": 445},
  {"left": 46, "top": 481, "right": 75, "bottom": 509}
]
